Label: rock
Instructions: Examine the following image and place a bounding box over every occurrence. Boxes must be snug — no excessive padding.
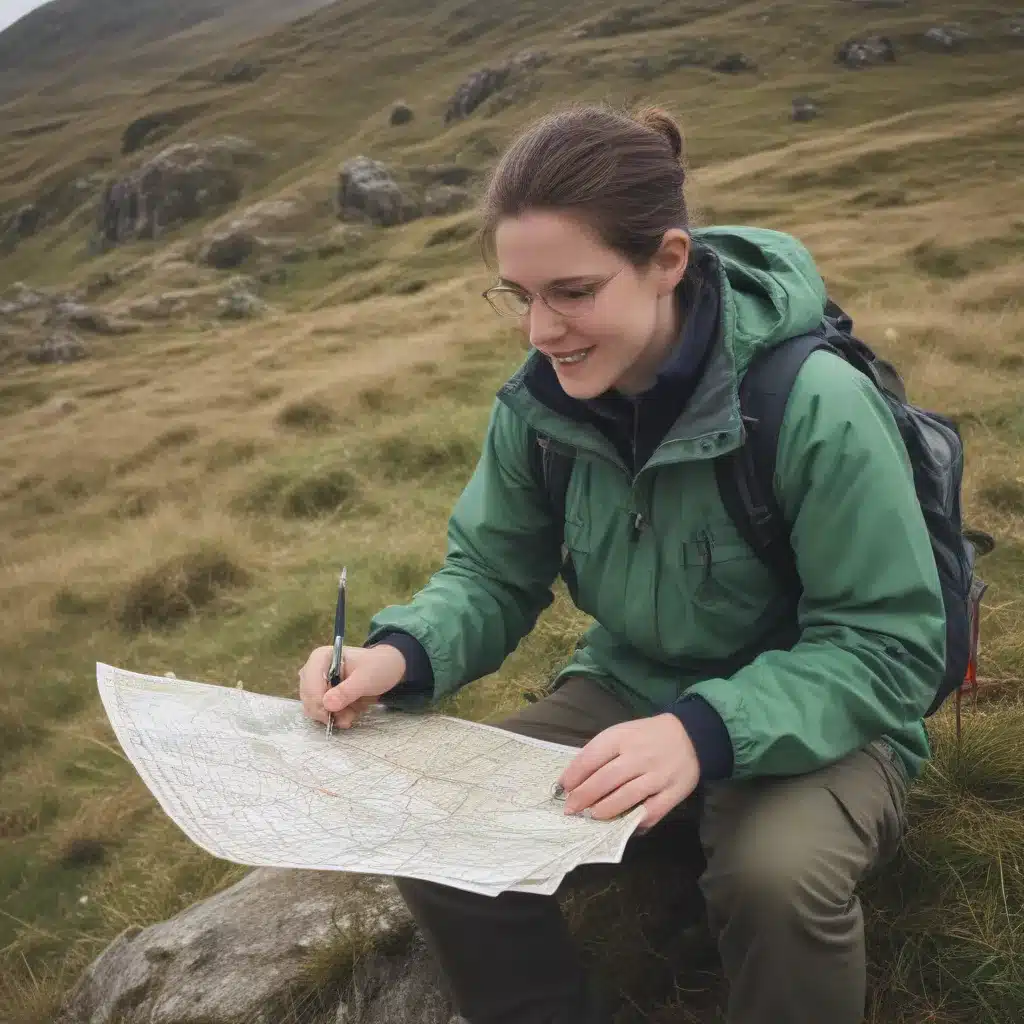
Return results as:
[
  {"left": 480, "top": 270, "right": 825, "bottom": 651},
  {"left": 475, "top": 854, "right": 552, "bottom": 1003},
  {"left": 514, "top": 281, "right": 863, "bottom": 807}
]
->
[
  {"left": 713, "top": 52, "right": 757, "bottom": 73},
  {"left": 444, "top": 66, "right": 510, "bottom": 123},
  {"left": 923, "top": 24, "right": 970, "bottom": 51},
  {"left": 57, "top": 870, "right": 411, "bottom": 1024},
  {"left": 443, "top": 51, "right": 548, "bottom": 124},
  {"left": 390, "top": 102, "right": 414, "bottom": 126},
  {"left": 26, "top": 329, "right": 87, "bottom": 364},
  {"left": 12, "top": 203, "right": 40, "bottom": 237},
  {"left": 121, "top": 104, "right": 209, "bottom": 155},
  {"left": 336, "top": 157, "right": 416, "bottom": 227},
  {"left": 338, "top": 933, "right": 456, "bottom": 1024},
  {"left": 221, "top": 60, "right": 264, "bottom": 84},
  {"left": 201, "top": 230, "right": 259, "bottom": 269},
  {"left": 96, "top": 137, "right": 262, "bottom": 246},
  {"left": 423, "top": 185, "right": 472, "bottom": 218},
  {"left": 60, "top": 817, "right": 717, "bottom": 1024},
  {"left": 218, "top": 280, "right": 266, "bottom": 320},
  {"left": 48, "top": 302, "right": 109, "bottom": 333},
  {"left": 2, "top": 282, "right": 48, "bottom": 313},
  {"left": 836, "top": 34, "right": 896, "bottom": 68},
  {"left": 791, "top": 96, "right": 819, "bottom": 122}
]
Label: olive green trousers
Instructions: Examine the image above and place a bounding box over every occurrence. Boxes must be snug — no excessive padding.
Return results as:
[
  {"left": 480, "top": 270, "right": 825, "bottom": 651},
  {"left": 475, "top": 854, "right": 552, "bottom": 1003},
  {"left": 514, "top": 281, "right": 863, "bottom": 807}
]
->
[{"left": 396, "top": 676, "right": 910, "bottom": 1024}]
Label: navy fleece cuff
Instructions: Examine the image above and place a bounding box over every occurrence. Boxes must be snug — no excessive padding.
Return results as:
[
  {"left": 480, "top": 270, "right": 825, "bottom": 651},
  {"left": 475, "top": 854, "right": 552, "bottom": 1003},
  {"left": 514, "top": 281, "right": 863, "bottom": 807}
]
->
[
  {"left": 670, "top": 696, "right": 734, "bottom": 781},
  {"left": 366, "top": 631, "right": 434, "bottom": 702}
]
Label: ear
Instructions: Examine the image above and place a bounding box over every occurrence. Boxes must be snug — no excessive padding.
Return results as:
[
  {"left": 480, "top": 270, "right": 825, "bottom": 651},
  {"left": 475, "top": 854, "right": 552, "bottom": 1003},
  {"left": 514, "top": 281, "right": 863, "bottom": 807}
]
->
[{"left": 650, "top": 229, "right": 690, "bottom": 295}]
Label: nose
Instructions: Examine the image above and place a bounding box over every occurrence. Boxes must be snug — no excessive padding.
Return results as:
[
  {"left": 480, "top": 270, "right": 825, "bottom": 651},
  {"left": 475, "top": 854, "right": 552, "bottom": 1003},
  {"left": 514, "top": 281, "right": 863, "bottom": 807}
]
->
[{"left": 528, "top": 300, "right": 566, "bottom": 350}]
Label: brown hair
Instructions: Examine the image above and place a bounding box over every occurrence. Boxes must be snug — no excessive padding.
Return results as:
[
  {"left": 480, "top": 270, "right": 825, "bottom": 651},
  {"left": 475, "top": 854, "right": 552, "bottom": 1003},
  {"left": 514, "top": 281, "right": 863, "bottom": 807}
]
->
[{"left": 480, "top": 103, "right": 689, "bottom": 267}]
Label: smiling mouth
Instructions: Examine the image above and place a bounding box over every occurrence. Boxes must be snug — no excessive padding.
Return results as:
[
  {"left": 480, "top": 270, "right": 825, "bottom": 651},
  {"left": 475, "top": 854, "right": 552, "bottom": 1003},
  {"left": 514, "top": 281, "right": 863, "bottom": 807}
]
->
[{"left": 549, "top": 347, "right": 594, "bottom": 366}]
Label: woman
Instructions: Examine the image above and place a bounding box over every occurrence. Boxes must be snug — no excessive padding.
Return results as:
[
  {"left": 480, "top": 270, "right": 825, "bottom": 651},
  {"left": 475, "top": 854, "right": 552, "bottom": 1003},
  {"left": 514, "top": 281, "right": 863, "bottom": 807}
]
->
[{"left": 298, "top": 105, "right": 945, "bottom": 1024}]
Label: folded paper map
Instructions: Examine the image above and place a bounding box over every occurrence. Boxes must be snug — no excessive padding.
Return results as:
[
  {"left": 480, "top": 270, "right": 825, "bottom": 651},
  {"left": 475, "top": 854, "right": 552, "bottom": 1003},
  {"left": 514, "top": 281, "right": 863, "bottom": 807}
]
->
[{"left": 96, "top": 663, "right": 644, "bottom": 896}]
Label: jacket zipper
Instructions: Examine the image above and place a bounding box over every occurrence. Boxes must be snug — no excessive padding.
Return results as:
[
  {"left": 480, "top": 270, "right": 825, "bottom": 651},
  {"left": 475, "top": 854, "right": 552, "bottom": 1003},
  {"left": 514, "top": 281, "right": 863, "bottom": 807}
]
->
[{"left": 629, "top": 401, "right": 646, "bottom": 541}]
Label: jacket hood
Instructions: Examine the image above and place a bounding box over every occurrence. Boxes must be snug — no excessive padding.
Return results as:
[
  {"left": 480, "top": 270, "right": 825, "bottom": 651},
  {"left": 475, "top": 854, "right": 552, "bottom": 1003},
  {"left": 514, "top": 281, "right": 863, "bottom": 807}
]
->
[{"left": 691, "top": 226, "right": 828, "bottom": 374}]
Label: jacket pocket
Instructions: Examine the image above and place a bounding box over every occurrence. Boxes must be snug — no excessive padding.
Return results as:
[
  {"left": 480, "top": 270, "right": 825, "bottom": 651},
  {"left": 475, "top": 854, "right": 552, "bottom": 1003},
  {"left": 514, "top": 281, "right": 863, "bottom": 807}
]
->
[{"left": 687, "top": 517, "right": 774, "bottom": 619}]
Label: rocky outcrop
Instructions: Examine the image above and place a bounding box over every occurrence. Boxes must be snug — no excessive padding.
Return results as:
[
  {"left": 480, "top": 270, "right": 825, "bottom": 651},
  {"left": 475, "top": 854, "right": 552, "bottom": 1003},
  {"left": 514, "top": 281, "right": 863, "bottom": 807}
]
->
[
  {"left": 836, "top": 34, "right": 896, "bottom": 67},
  {"left": 443, "top": 51, "right": 548, "bottom": 123},
  {"left": 95, "top": 137, "right": 262, "bottom": 247},
  {"left": 26, "top": 329, "right": 87, "bottom": 364}
]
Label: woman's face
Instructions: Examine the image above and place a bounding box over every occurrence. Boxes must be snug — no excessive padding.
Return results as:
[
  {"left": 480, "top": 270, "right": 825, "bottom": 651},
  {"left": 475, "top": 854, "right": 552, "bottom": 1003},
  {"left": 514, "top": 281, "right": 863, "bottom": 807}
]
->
[{"left": 491, "top": 210, "right": 689, "bottom": 398}]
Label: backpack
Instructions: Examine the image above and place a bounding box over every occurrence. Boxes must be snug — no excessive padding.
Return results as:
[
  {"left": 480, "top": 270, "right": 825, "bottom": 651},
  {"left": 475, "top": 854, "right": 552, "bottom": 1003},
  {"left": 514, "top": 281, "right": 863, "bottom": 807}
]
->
[{"left": 528, "top": 300, "right": 992, "bottom": 719}]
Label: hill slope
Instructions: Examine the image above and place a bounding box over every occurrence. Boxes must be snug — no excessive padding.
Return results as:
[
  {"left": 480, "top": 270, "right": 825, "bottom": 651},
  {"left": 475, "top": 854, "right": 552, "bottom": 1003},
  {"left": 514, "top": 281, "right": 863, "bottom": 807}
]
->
[
  {"left": 0, "top": 0, "right": 337, "bottom": 104},
  {"left": 1, "top": 1, "right": 1023, "bottom": 1022}
]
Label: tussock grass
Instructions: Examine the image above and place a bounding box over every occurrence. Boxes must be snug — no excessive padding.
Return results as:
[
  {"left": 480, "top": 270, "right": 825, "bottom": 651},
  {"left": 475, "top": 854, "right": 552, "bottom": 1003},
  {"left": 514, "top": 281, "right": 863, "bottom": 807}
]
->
[
  {"left": 242, "top": 465, "right": 361, "bottom": 519},
  {"left": 1, "top": 0, "right": 1023, "bottom": 1021},
  {"left": 117, "top": 542, "right": 252, "bottom": 632}
]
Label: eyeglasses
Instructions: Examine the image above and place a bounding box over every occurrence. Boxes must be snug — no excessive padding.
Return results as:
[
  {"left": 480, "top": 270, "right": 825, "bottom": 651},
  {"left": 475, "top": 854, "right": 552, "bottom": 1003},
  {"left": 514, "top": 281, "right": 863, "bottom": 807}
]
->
[{"left": 482, "top": 270, "right": 622, "bottom": 319}]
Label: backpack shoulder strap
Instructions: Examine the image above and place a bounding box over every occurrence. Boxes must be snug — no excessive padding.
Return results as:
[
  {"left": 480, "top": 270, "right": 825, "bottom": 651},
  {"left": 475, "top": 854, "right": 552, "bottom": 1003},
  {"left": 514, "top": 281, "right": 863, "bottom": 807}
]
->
[
  {"left": 526, "top": 427, "right": 577, "bottom": 598},
  {"left": 527, "top": 428, "right": 573, "bottom": 527},
  {"left": 713, "top": 332, "right": 833, "bottom": 595}
]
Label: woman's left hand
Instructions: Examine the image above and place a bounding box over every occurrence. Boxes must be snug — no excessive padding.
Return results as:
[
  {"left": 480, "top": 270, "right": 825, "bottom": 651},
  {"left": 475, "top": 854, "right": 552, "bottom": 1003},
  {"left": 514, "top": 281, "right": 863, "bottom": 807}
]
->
[{"left": 557, "top": 713, "right": 701, "bottom": 829}]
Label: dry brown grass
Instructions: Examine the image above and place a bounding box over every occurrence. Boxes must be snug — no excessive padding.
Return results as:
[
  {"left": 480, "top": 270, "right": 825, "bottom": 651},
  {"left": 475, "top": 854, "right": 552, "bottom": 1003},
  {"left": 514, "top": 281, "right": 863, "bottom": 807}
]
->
[{"left": 1, "top": 0, "right": 1023, "bottom": 1020}]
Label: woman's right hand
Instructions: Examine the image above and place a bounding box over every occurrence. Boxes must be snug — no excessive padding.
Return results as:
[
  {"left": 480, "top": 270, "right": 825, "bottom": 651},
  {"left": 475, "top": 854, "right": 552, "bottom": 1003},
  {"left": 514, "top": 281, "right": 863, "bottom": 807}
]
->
[{"left": 297, "top": 644, "right": 407, "bottom": 729}]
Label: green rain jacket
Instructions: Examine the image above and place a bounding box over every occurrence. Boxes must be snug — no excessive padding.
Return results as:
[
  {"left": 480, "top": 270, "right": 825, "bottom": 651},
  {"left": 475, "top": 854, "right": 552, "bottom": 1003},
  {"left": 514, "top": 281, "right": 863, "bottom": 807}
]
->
[{"left": 367, "top": 227, "right": 946, "bottom": 781}]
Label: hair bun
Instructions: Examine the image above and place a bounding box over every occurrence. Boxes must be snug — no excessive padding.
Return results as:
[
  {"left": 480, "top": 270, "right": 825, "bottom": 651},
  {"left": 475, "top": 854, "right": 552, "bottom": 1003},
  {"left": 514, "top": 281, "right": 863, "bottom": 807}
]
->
[{"left": 634, "top": 105, "right": 684, "bottom": 161}]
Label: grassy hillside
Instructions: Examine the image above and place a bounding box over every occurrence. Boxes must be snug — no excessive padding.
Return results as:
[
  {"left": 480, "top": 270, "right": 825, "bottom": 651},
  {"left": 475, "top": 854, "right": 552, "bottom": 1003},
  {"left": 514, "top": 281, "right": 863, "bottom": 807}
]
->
[
  {"left": 0, "top": 0, "right": 337, "bottom": 105},
  {"left": 1, "top": 0, "right": 1023, "bottom": 1020}
]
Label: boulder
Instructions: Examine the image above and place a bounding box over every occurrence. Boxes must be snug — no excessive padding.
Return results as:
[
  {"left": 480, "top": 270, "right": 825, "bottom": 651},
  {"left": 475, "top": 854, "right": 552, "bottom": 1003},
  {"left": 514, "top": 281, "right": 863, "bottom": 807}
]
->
[
  {"left": 26, "top": 329, "right": 87, "bottom": 364},
  {"left": 443, "top": 51, "right": 548, "bottom": 124},
  {"left": 338, "top": 933, "right": 457, "bottom": 1024},
  {"left": 60, "top": 818, "right": 714, "bottom": 1023},
  {"left": 836, "top": 34, "right": 896, "bottom": 67},
  {"left": 390, "top": 102, "right": 414, "bottom": 126},
  {"left": 2, "top": 282, "right": 48, "bottom": 313},
  {"left": 96, "top": 137, "right": 262, "bottom": 246},
  {"left": 201, "top": 229, "right": 259, "bottom": 269},
  {"left": 444, "top": 66, "right": 510, "bottom": 123},
  {"left": 337, "top": 157, "right": 416, "bottom": 227},
  {"left": 713, "top": 52, "right": 757, "bottom": 73},
  {"left": 56, "top": 870, "right": 410, "bottom": 1024},
  {"left": 922, "top": 24, "right": 970, "bottom": 51},
  {"left": 218, "top": 279, "right": 266, "bottom": 320},
  {"left": 12, "top": 203, "right": 40, "bottom": 237},
  {"left": 47, "top": 301, "right": 127, "bottom": 334},
  {"left": 791, "top": 96, "right": 819, "bottom": 122}
]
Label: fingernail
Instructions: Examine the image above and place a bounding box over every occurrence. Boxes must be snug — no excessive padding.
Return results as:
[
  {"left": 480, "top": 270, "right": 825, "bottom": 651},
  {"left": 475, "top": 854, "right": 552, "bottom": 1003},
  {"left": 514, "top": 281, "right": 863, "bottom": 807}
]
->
[{"left": 551, "top": 783, "right": 565, "bottom": 801}]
